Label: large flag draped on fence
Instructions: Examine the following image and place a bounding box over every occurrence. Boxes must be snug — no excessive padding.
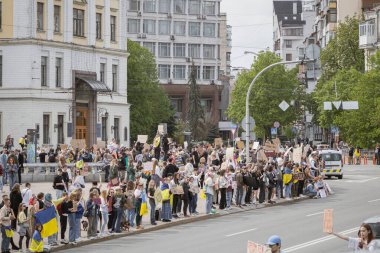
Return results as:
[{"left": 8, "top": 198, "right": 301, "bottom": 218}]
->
[{"left": 34, "top": 206, "right": 58, "bottom": 238}]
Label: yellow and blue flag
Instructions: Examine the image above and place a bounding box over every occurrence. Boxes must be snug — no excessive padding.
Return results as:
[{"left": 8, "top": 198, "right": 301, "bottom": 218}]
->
[
  {"left": 29, "top": 230, "right": 43, "bottom": 252},
  {"left": 4, "top": 226, "right": 13, "bottom": 238},
  {"left": 34, "top": 206, "right": 58, "bottom": 238},
  {"left": 140, "top": 192, "right": 148, "bottom": 216}
]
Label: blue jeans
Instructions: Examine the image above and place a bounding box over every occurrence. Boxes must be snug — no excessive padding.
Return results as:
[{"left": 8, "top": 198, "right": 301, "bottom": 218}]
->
[
  {"left": 226, "top": 191, "right": 232, "bottom": 208},
  {"left": 113, "top": 207, "right": 123, "bottom": 232},
  {"left": 101, "top": 212, "right": 109, "bottom": 234},
  {"left": 48, "top": 231, "right": 57, "bottom": 245},
  {"left": 4, "top": 172, "right": 8, "bottom": 185},
  {"left": 127, "top": 209, "right": 135, "bottom": 227},
  {"left": 205, "top": 193, "right": 213, "bottom": 214},
  {"left": 276, "top": 180, "right": 283, "bottom": 198},
  {"left": 285, "top": 182, "right": 293, "bottom": 198},
  {"left": 68, "top": 213, "right": 75, "bottom": 242},
  {"left": 9, "top": 174, "right": 17, "bottom": 192},
  {"left": 56, "top": 189, "right": 64, "bottom": 199},
  {"left": 190, "top": 193, "right": 198, "bottom": 213},
  {"left": 74, "top": 216, "right": 81, "bottom": 240},
  {"left": 0, "top": 176, "right": 3, "bottom": 192},
  {"left": 1, "top": 227, "right": 10, "bottom": 252},
  {"left": 235, "top": 186, "right": 243, "bottom": 206}
]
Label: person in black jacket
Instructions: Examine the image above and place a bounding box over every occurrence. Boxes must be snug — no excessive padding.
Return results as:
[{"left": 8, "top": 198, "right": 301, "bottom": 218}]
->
[
  {"left": 58, "top": 192, "right": 69, "bottom": 244},
  {"left": 53, "top": 169, "right": 66, "bottom": 199},
  {"left": 162, "top": 158, "right": 178, "bottom": 178},
  {"left": 181, "top": 177, "right": 191, "bottom": 217},
  {"left": 162, "top": 135, "right": 169, "bottom": 161},
  {"left": 17, "top": 150, "right": 25, "bottom": 184}
]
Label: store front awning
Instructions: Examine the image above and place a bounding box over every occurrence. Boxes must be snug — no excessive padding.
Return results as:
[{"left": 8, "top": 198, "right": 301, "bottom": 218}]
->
[{"left": 77, "top": 77, "right": 111, "bottom": 93}]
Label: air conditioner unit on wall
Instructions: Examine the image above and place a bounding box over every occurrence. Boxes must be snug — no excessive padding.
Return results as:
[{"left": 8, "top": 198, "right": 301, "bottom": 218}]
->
[
  {"left": 137, "top": 11, "right": 142, "bottom": 16},
  {"left": 141, "top": 33, "right": 147, "bottom": 39},
  {"left": 197, "top": 15, "right": 202, "bottom": 19},
  {"left": 186, "top": 57, "right": 191, "bottom": 62},
  {"left": 167, "top": 13, "right": 172, "bottom": 18},
  {"left": 170, "top": 35, "right": 175, "bottom": 40}
]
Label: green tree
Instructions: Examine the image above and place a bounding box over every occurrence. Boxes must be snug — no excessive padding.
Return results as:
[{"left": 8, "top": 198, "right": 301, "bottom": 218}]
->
[
  {"left": 187, "top": 62, "right": 204, "bottom": 140},
  {"left": 227, "top": 51, "right": 305, "bottom": 138},
  {"left": 127, "top": 40, "right": 175, "bottom": 142},
  {"left": 320, "top": 16, "right": 364, "bottom": 81}
]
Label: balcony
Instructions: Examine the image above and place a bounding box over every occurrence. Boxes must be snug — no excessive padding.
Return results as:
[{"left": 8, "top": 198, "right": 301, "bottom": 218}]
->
[{"left": 359, "top": 20, "right": 377, "bottom": 49}]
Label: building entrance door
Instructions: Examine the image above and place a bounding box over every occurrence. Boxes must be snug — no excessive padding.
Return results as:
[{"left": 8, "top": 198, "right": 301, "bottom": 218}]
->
[{"left": 75, "top": 107, "right": 89, "bottom": 145}]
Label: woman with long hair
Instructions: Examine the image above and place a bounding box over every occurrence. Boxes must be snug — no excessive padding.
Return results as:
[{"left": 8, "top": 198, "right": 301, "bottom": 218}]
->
[
  {"left": 7, "top": 157, "right": 18, "bottom": 191},
  {"left": 18, "top": 203, "right": 30, "bottom": 250},
  {"left": 100, "top": 190, "right": 109, "bottom": 236},
  {"left": 170, "top": 172, "right": 181, "bottom": 218},
  {"left": 329, "top": 223, "right": 380, "bottom": 251}
]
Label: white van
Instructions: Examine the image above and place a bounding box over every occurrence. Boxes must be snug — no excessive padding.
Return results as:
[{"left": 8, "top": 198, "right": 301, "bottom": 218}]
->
[{"left": 320, "top": 150, "right": 343, "bottom": 179}]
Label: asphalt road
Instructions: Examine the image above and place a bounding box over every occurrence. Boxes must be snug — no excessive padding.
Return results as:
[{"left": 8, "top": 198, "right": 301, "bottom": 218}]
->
[{"left": 65, "top": 165, "right": 380, "bottom": 253}]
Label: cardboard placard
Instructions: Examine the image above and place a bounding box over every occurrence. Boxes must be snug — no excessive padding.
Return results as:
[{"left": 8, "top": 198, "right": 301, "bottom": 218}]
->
[
  {"left": 264, "top": 142, "right": 276, "bottom": 152},
  {"left": 137, "top": 135, "right": 148, "bottom": 144},
  {"left": 323, "top": 209, "right": 333, "bottom": 233},
  {"left": 252, "top": 142, "right": 260, "bottom": 150},
  {"left": 171, "top": 185, "right": 184, "bottom": 195},
  {"left": 214, "top": 138, "right": 223, "bottom": 147},
  {"left": 247, "top": 241, "right": 268, "bottom": 253},
  {"left": 226, "top": 147, "right": 234, "bottom": 162},
  {"left": 92, "top": 144, "right": 98, "bottom": 151},
  {"left": 293, "top": 147, "right": 303, "bottom": 163},
  {"left": 70, "top": 139, "right": 86, "bottom": 150},
  {"left": 97, "top": 140, "right": 106, "bottom": 149},
  {"left": 60, "top": 144, "right": 68, "bottom": 151},
  {"left": 237, "top": 141, "right": 245, "bottom": 150},
  {"left": 258, "top": 150, "right": 268, "bottom": 162},
  {"left": 293, "top": 172, "right": 305, "bottom": 180}
]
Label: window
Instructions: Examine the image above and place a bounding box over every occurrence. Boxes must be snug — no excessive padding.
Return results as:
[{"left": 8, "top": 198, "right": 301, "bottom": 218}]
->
[
  {"left": 100, "top": 63, "right": 106, "bottom": 82},
  {"left": 203, "top": 1, "right": 215, "bottom": 15},
  {"left": 73, "top": 9, "right": 85, "bottom": 36},
  {"left": 54, "top": 5, "right": 60, "bottom": 32},
  {"left": 189, "top": 22, "right": 201, "bottom": 36},
  {"left": 282, "top": 28, "right": 303, "bottom": 36},
  {"left": 101, "top": 116, "right": 108, "bottom": 141},
  {"left": 173, "top": 65, "right": 185, "bottom": 79},
  {"left": 41, "top": 56, "right": 48, "bottom": 87},
  {"left": 189, "top": 0, "right": 201, "bottom": 14},
  {"left": 143, "top": 0, "right": 156, "bottom": 12},
  {"left": 143, "top": 19, "right": 156, "bottom": 34},
  {"left": 170, "top": 98, "right": 183, "bottom": 113},
  {"left": 57, "top": 115, "right": 64, "bottom": 144},
  {"left": 129, "top": 0, "right": 141, "bottom": 11},
  {"left": 286, "top": 53, "right": 292, "bottom": 61},
  {"left": 158, "top": 65, "right": 171, "bottom": 79},
  {"left": 327, "top": 9, "right": 337, "bottom": 23},
  {"left": 203, "top": 23, "right": 215, "bottom": 37},
  {"left": 124, "top": 127, "right": 128, "bottom": 141},
  {"left": 203, "top": 66, "right": 215, "bottom": 80},
  {"left": 55, "top": 57, "right": 62, "bottom": 87},
  {"left": 158, "top": 42, "right": 170, "bottom": 57},
  {"left": 159, "top": 0, "right": 171, "bottom": 13},
  {"left": 159, "top": 20, "right": 171, "bottom": 35},
  {"left": 174, "top": 0, "right": 185, "bottom": 14},
  {"left": 143, "top": 42, "right": 156, "bottom": 55},
  {"left": 110, "top": 16, "right": 116, "bottom": 41},
  {"left": 0, "top": 2, "right": 2, "bottom": 30},
  {"left": 0, "top": 56, "right": 2, "bottom": 87},
  {"left": 203, "top": 45, "right": 215, "bottom": 59},
  {"left": 113, "top": 118, "right": 120, "bottom": 144},
  {"left": 201, "top": 99, "right": 212, "bottom": 112},
  {"left": 173, "top": 21, "right": 186, "bottom": 35},
  {"left": 284, "top": 40, "right": 292, "bottom": 48},
  {"left": 37, "top": 2, "right": 44, "bottom": 31},
  {"left": 96, "top": 13, "right": 102, "bottom": 39},
  {"left": 188, "top": 65, "right": 200, "bottom": 79},
  {"left": 173, "top": 43, "right": 185, "bottom": 57},
  {"left": 189, "top": 44, "right": 200, "bottom": 58},
  {"left": 43, "top": 114, "right": 50, "bottom": 144},
  {"left": 127, "top": 19, "right": 140, "bottom": 34},
  {"left": 112, "top": 65, "right": 118, "bottom": 92},
  {"left": 226, "top": 52, "right": 231, "bottom": 61}
]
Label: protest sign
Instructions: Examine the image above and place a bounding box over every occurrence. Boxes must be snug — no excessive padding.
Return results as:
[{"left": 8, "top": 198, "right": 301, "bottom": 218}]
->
[
  {"left": 97, "top": 140, "right": 106, "bottom": 148},
  {"left": 215, "top": 138, "right": 223, "bottom": 147},
  {"left": 293, "top": 147, "right": 303, "bottom": 163},
  {"left": 258, "top": 150, "right": 268, "bottom": 162},
  {"left": 60, "top": 144, "right": 68, "bottom": 151},
  {"left": 264, "top": 142, "right": 276, "bottom": 152},
  {"left": 323, "top": 209, "right": 333, "bottom": 233},
  {"left": 226, "top": 147, "right": 234, "bottom": 161},
  {"left": 247, "top": 241, "right": 268, "bottom": 253},
  {"left": 70, "top": 139, "right": 86, "bottom": 150},
  {"left": 137, "top": 135, "right": 148, "bottom": 144},
  {"left": 237, "top": 141, "right": 245, "bottom": 150},
  {"left": 252, "top": 142, "right": 260, "bottom": 150},
  {"left": 293, "top": 172, "right": 305, "bottom": 180}
]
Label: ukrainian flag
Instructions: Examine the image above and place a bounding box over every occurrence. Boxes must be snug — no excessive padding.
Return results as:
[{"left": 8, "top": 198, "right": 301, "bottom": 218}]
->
[
  {"left": 29, "top": 230, "right": 43, "bottom": 252},
  {"left": 34, "top": 206, "right": 58, "bottom": 238}
]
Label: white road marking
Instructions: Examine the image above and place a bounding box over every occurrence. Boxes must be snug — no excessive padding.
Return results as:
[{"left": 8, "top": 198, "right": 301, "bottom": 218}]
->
[
  {"left": 225, "top": 228, "right": 257, "bottom": 237},
  {"left": 283, "top": 227, "right": 359, "bottom": 252},
  {"left": 359, "top": 177, "right": 379, "bottom": 183},
  {"left": 368, "top": 198, "right": 380, "bottom": 203},
  {"left": 306, "top": 211, "right": 324, "bottom": 217}
]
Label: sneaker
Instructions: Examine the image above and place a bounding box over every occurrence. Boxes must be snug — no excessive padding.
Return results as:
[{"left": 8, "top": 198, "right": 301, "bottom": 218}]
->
[
  {"left": 75, "top": 238, "right": 83, "bottom": 243},
  {"left": 285, "top": 198, "right": 292, "bottom": 201},
  {"left": 69, "top": 242, "right": 77, "bottom": 245},
  {"left": 299, "top": 194, "right": 305, "bottom": 197}
]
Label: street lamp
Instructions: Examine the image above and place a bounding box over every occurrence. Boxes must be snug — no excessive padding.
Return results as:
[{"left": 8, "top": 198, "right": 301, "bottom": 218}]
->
[{"left": 244, "top": 58, "right": 315, "bottom": 162}]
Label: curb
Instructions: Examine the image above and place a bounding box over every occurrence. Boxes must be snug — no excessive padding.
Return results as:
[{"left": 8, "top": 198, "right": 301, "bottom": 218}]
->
[{"left": 51, "top": 196, "right": 309, "bottom": 252}]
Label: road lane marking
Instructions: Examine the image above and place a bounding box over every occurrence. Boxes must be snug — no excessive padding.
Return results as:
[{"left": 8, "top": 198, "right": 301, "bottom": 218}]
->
[
  {"left": 283, "top": 227, "right": 359, "bottom": 252},
  {"left": 368, "top": 198, "right": 380, "bottom": 203},
  {"left": 359, "top": 177, "right": 380, "bottom": 183},
  {"left": 306, "top": 211, "right": 324, "bottom": 217},
  {"left": 225, "top": 228, "right": 257, "bottom": 237}
]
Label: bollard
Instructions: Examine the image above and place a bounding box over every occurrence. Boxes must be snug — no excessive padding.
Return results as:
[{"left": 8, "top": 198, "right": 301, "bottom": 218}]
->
[
  {"left": 373, "top": 154, "right": 376, "bottom": 165},
  {"left": 364, "top": 154, "right": 368, "bottom": 165}
]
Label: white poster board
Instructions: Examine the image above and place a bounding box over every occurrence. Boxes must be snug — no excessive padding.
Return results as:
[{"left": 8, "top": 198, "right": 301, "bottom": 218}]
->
[
  {"left": 226, "top": 147, "right": 234, "bottom": 162},
  {"left": 137, "top": 135, "right": 148, "bottom": 144}
]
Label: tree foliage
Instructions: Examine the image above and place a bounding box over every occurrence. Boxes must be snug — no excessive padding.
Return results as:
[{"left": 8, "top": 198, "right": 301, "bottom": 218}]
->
[
  {"left": 320, "top": 16, "right": 364, "bottom": 81},
  {"left": 187, "top": 63, "right": 204, "bottom": 140},
  {"left": 227, "top": 51, "right": 305, "bottom": 138},
  {"left": 127, "top": 40, "right": 175, "bottom": 142}
]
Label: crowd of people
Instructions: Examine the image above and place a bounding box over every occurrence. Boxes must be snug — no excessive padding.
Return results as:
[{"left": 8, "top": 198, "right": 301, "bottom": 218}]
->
[{"left": 0, "top": 135, "right": 335, "bottom": 253}]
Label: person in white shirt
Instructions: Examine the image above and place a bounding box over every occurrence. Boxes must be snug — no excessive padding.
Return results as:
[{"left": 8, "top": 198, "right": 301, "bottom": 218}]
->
[
  {"left": 21, "top": 182, "right": 33, "bottom": 207},
  {"left": 184, "top": 159, "right": 194, "bottom": 178}
]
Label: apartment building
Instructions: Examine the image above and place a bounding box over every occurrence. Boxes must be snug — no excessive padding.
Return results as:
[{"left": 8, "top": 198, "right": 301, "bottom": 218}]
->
[
  {"left": 273, "top": 0, "right": 306, "bottom": 68},
  {"left": 359, "top": 0, "right": 380, "bottom": 70},
  {"left": 0, "top": 0, "right": 130, "bottom": 148},
  {"left": 126, "top": 0, "right": 230, "bottom": 129}
]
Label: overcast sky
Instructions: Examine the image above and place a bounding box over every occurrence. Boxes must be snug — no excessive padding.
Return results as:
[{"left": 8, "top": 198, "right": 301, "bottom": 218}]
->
[{"left": 221, "top": 0, "right": 273, "bottom": 72}]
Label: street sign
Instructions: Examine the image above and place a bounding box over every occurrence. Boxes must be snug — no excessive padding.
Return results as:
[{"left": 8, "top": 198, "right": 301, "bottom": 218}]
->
[
  {"left": 342, "top": 101, "right": 359, "bottom": 110},
  {"left": 241, "top": 116, "right": 255, "bottom": 131},
  {"left": 273, "top": 121, "right": 280, "bottom": 128},
  {"left": 279, "top": 100, "right": 290, "bottom": 111},
  {"left": 323, "top": 102, "right": 332, "bottom": 110},
  {"left": 241, "top": 132, "right": 256, "bottom": 141},
  {"left": 271, "top": 128, "right": 277, "bottom": 135},
  {"left": 332, "top": 101, "right": 342, "bottom": 110}
]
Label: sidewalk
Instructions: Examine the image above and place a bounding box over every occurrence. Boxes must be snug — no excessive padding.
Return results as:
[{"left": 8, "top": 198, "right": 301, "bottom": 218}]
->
[{"left": 1, "top": 182, "right": 308, "bottom": 252}]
